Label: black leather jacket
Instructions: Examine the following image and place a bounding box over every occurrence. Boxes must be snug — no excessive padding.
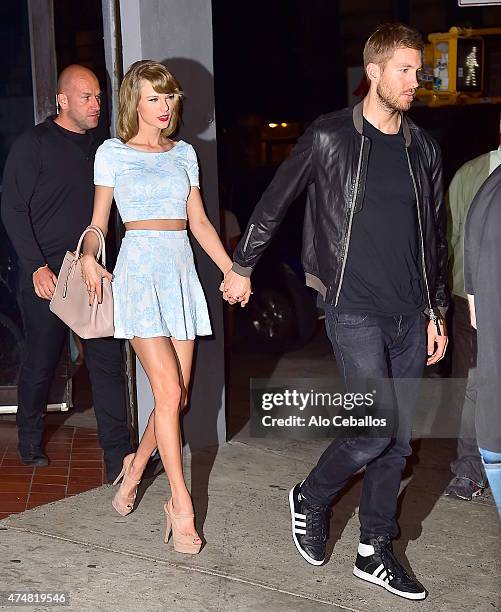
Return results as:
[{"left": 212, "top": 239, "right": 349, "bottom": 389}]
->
[{"left": 232, "top": 101, "right": 449, "bottom": 319}]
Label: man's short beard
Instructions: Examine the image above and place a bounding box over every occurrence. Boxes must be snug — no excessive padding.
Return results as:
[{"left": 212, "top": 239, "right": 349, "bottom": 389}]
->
[
  {"left": 68, "top": 109, "right": 97, "bottom": 132},
  {"left": 376, "top": 80, "right": 411, "bottom": 113}
]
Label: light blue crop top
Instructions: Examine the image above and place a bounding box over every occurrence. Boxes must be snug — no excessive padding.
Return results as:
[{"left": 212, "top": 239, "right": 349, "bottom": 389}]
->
[{"left": 94, "top": 138, "right": 199, "bottom": 222}]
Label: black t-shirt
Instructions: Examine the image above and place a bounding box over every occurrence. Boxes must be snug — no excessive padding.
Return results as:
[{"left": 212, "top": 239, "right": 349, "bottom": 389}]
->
[
  {"left": 52, "top": 120, "right": 94, "bottom": 157},
  {"left": 336, "top": 117, "right": 424, "bottom": 316},
  {"left": 1, "top": 116, "right": 99, "bottom": 284}
]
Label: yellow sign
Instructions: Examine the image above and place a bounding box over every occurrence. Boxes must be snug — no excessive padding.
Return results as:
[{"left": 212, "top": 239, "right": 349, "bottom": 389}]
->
[{"left": 416, "top": 26, "right": 501, "bottom": 106}]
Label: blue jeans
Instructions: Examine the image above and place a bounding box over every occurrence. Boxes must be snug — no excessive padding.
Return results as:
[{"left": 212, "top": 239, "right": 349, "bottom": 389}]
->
[
  {"left": 301, "top": 309, "right": 426, "bottom": 541},
  {"left": 479, "top": 448, "right": 501, "bottom": 517}
]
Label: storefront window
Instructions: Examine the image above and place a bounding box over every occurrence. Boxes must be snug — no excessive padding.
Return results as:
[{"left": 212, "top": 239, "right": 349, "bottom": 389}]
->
[{"left": 0, "top": 1, "right": 33, "bottom": 394}]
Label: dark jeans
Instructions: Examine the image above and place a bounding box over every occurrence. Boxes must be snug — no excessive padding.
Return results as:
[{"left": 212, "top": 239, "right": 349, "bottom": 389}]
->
[
  {"left": 17, "top": 285, "right": 133, "bottom": 478},
  {"left": 301, "top": 308, "right": 426, "bottom": 541},
  {"left": 450, "top": 295, "right": 485, "bottom": 485}
]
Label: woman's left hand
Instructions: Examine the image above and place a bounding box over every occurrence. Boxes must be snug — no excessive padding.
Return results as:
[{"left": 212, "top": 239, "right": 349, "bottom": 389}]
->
[
  {"left": 81, "top": 254, "right": 113, "bottom": 305},
  {"left": 219, "top": 267, "right": 252, "bottom": 307}
]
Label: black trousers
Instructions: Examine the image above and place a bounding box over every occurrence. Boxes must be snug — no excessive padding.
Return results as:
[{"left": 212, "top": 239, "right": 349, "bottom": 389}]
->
[
  {"left": 450, "top": 295, "right": 484, "bottom": 485},
  {"left": 16, "top": 285, "right": 133, "bottom": 479},
  {"left": 301, "top": 308, "right": 425, "bottom": 541}
]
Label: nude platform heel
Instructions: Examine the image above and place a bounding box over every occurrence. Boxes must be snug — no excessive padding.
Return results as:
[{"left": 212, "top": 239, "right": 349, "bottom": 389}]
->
[
  {"left": 111, "top": 453, "right": 141, "bottom": 516},
  {"left": 163, "top": 498, "right": 202, "bottom": 554}
]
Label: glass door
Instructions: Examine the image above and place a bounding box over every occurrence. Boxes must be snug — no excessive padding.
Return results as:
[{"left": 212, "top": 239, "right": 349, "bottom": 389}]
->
[{"left": 0, "top": 1, "right": 35, "bottom": 411}]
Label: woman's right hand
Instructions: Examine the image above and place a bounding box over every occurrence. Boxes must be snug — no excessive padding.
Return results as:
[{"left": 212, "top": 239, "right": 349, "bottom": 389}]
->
[{"left": 80, "top": 254, "right": 113, "bottom": 305}]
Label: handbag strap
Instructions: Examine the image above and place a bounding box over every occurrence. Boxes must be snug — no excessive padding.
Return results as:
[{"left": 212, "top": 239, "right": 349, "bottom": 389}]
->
[{"left": 74, "top": 225, "right": 107, "bottom": 268}]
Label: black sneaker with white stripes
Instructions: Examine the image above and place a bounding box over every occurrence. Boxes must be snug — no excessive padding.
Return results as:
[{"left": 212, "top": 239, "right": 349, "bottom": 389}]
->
[
  {"left": 353, "top": 535, "right": 427, "bottom": 600},
  {"left": 288, "top": 482, "right": 329, "bottom": 566}
]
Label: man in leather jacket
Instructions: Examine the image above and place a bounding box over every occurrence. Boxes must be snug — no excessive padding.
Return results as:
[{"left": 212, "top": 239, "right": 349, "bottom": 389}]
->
[{"left": 223, "top": 24, "right": 448, "bottom": 600}]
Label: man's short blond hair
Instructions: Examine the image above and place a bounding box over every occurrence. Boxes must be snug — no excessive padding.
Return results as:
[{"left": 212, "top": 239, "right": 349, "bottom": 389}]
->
[{"left": 363, "top": 23, "right": 424, "bottom": 71}]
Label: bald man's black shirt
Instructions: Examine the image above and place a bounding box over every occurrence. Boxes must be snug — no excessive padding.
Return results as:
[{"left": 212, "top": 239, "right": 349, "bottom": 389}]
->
[{"left": 1, "top": 116, "right": 98, "bottom": 285}]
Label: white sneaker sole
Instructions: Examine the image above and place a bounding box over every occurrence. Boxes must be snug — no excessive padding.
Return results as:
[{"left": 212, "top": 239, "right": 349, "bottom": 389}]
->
[
  {"left": 288, "top": 486, "right": 324, "bottom": 566},
  {"left": 353, "top": 566, "right": 426, "bottom": 600}
]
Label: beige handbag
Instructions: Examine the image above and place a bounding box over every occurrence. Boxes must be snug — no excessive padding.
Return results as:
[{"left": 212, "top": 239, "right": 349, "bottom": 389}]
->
[{"left": 49, "top": 225, "right": 114, "bottom": 339}]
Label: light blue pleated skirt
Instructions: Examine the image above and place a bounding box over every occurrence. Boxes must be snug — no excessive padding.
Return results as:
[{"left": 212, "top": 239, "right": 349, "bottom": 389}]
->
[{"left": 112, "top": 230, "right": 212, "bottom": 340}]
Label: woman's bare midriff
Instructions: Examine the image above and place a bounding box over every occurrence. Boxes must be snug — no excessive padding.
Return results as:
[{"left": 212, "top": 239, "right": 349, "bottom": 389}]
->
[{"left": 125, "top": 219, "right": 187, "bottom": 231}]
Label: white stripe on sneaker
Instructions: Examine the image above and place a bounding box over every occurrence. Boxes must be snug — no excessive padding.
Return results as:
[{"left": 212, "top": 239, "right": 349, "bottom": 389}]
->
[
  {"left": 353, "top": 567, "right": 426, "bottom": 601},
  {"left": 289, "top": 486, "right": 324, "bottom": 566},
  {"left": 374, "top": 563, "right": 385, "bottom": 578}
]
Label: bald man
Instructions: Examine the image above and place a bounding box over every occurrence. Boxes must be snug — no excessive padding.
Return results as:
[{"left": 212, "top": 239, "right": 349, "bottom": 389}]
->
[{"left": 1, "top": 65, "right": 133, "bottom": 480}]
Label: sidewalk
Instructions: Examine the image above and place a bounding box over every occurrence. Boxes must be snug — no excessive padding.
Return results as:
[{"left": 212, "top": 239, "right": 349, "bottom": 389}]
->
[
  {"left": 0, "top": 365, "right": 109, "bottom": 519},
  {"left": 1, "top": 330, "right": 499, "bottom": 611},
  {"left": 1, "top": 428, "right": 499, "bottom": 611}
]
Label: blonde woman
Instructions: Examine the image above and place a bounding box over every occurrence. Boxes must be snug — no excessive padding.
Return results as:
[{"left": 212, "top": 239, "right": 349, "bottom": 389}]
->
[{"left": 81, "top": 60, "right": 249, "bottom": 554}]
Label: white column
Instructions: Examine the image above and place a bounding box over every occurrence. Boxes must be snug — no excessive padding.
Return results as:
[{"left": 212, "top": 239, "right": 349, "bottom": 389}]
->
[{"left": 116, "top": 0, "right": 226, "bottom": 452}]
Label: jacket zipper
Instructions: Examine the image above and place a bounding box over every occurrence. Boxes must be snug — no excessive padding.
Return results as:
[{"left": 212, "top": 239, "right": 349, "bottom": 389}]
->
[
  {"left": 334, "top": 137, "right": 365, "bottom": 306},
  {"left": 243, "top": 223, "right": 255, "bottom": 253},
  {"left": 405, "top": 149, "right": 441, "bottom": 335}
]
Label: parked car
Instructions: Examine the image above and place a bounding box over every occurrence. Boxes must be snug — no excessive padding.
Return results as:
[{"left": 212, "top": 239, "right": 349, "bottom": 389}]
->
[
  {"left": 0, "top": 228, "right": 24, "bottom": 387},
  {"left": 226, "top": 165, "right": 319, "bottom": 353}
]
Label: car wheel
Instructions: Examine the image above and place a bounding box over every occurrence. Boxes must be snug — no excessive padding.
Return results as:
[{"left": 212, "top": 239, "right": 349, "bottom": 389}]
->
[{"left": 245, "top": 287, "right": 296, "bottom": 352}]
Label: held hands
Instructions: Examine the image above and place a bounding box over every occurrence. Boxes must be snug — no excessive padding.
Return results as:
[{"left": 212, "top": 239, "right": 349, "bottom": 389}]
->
[
  {"left": 219, "top": 268, "right": 252, "bottom": 307},
  {"left": 32, "top": 265, "right": 58, "bottom": 300},
  {"left": 426, "top": 318, "right": 448, "bottom": 366},
  {"left": 80, "top": 254, "right": 113, "bottom": 305}
]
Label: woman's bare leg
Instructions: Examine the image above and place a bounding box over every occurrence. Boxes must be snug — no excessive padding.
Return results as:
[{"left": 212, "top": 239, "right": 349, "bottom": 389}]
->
[
  {"left": 131, "top": 409, "right": 157, "bottom": 469},
  {"left": 124, "top": 338, "right": 194, "bottom": 479},
  {"left": 125, "top": 336, "right": 198, "bottom": 537},
  {"left": 170, "top": 338, "right": 195, "bottom": 453}
]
